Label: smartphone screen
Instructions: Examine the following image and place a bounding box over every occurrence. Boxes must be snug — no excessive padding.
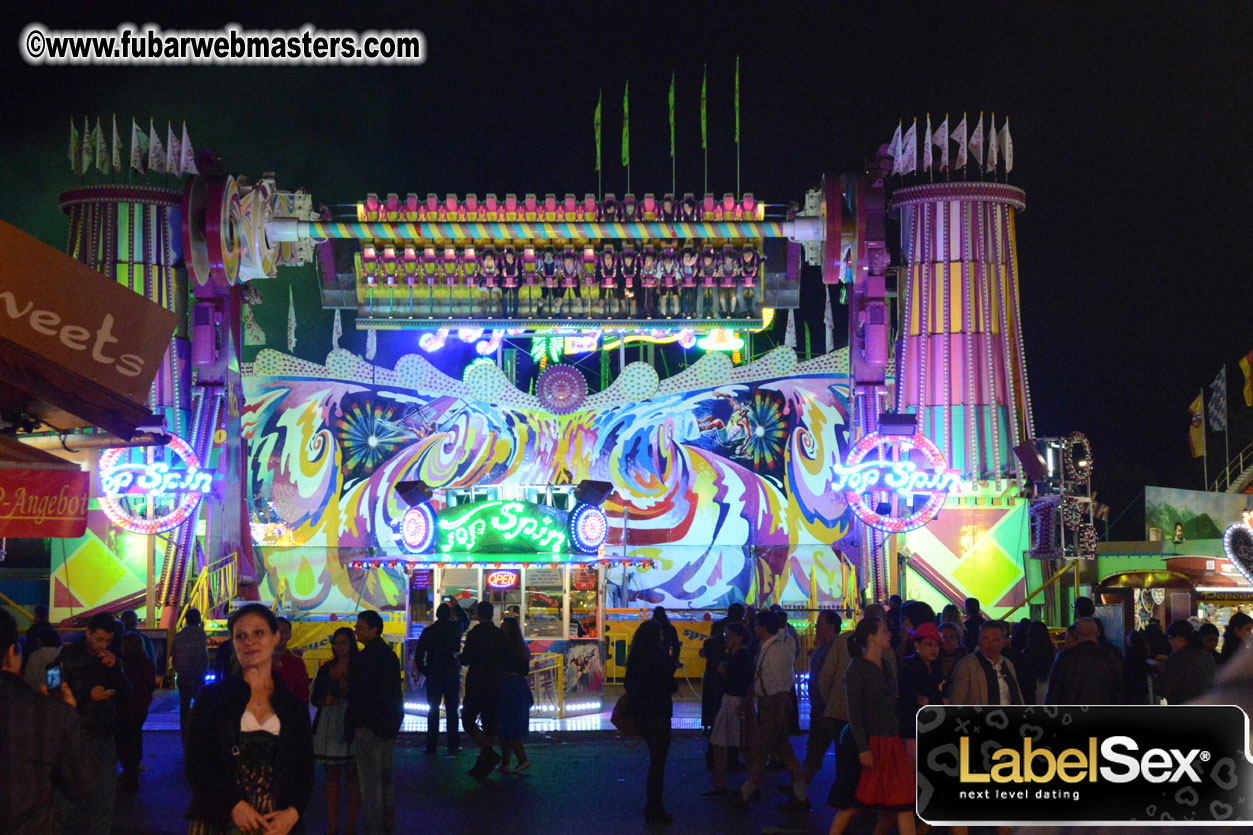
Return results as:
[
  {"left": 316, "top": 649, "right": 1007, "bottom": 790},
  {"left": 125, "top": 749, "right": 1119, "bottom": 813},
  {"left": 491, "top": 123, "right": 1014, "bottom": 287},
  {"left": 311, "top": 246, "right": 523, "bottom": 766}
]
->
[{"left": 45, "top": 664, "right": 62, "bottom": 691}]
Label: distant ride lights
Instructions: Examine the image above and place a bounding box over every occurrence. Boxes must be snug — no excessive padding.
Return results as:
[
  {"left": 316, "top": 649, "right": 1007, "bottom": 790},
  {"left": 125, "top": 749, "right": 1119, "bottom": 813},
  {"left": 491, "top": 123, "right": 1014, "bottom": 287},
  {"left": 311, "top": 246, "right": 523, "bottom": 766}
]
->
[{"left": 835, "top": 427, "right": 962, "bottom": 534}]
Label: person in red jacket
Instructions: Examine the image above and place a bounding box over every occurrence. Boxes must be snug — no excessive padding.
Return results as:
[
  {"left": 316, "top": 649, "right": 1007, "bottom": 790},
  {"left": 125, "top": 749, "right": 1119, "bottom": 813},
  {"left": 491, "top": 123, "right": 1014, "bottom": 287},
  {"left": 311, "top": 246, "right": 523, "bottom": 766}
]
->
[{"left": 272, "top": 617, "right": 309, "bottom": 703}]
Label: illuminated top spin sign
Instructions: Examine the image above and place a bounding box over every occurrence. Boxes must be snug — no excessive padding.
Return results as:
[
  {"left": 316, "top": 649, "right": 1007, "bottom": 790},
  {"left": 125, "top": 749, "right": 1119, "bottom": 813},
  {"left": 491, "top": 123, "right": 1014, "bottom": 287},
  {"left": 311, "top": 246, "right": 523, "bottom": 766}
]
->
[
  {"left": 99, "top": 434, "right": 213, "bottom": 535},
  {"left": 837, "top": 430, "right": 961, "bottom": 533}
]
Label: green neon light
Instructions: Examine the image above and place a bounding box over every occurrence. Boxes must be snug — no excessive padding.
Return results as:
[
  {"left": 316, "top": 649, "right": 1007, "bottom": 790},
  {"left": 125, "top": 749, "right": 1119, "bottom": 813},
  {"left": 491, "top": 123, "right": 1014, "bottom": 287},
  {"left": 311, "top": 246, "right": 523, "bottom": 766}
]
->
[{"left": 437, "top": 500, "right": 567, "bottom": 555}]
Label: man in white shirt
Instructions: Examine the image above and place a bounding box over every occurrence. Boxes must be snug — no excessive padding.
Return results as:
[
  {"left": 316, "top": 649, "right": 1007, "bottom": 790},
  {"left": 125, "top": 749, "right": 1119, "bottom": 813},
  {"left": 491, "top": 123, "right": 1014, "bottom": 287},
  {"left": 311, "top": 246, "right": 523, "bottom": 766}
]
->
[{"left": 734, "top": 611, "right": 808, "bottom": 809}]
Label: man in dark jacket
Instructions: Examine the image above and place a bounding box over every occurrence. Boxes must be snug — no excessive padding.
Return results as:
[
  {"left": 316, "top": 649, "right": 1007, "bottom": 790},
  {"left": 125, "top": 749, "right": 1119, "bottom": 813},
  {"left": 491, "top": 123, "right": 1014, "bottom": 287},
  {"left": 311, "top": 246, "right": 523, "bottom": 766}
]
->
[
  {"left": 1, "top": 607, "right": 93, "bottom": 834},
  {"left": 1158, "top": 620, "right": 1217, "bottom": 703},
  {"left": 59, "top": 611, "right": 130, "bottom": 835},
  {"left": 460, "top": 601, "right": 506, "bottom": 777},
  {"left": 171, "top": 608, "right": 209, "bottom": 744},
  {"left": 1045, "top": 618, "right": 1122, "bottom": 704},
  {"left": 415, "top": 603, "right": 462, "bottom": 754},
  {"left": 347, "top": 610, "right": 403, "bottom": 835}
]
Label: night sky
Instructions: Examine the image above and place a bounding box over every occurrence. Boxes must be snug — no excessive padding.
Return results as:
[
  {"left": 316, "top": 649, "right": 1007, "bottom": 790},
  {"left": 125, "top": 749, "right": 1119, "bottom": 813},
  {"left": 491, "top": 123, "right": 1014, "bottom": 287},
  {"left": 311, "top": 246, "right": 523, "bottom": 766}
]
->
[{"left": 2, "top": 2, "right": 1251, "bottom": 538}]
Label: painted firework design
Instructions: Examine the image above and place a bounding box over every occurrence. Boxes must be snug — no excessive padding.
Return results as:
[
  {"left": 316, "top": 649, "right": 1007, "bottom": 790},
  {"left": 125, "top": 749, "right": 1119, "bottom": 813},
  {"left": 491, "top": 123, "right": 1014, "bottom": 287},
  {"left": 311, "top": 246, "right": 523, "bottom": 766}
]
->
[{"left": 242, "top": 347, "right": 857, "bottom": 612}]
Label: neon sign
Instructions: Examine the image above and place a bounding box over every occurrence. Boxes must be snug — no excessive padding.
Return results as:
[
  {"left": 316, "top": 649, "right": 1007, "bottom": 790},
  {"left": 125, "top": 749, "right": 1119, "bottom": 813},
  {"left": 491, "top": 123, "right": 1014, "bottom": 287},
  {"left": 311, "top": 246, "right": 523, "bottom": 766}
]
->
[
  {"left": 839, "top": 430, "right": 961, "bottom": 533},
  {"left": 400, "top": 503, "right": 436, "bottom": 553},
  {"left": 99, "top": 434, "right": 212, "bottom": 534},
  {"left": 486, "top": 570, "right": 520, "bottom": 590},
  {"left": 569, "top": 503, "right": 608, "bottom": 553},
  {"left": 437, "top": 500, "right": 567, "bottom": 556},
  {"left": 1223, "top": 512, "right": 1253, "bottom": 585}
]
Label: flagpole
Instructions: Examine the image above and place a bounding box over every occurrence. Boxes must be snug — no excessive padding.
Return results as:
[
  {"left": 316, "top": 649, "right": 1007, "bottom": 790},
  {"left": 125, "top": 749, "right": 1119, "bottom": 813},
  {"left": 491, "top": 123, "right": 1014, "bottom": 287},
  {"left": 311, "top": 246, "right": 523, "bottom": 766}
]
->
[
  {"left": 735, "top": 55, "right": 741, "bottom": 197},
  {"left": 702, "top": 64, "right": 708, "bottom": 195}
]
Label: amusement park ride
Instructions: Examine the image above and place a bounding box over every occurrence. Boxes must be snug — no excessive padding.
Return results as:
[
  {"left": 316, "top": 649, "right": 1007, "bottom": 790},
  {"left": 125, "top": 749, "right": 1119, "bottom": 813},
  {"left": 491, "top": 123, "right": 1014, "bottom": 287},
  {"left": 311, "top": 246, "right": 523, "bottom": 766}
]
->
[{"left": 43, "top": 114, "right": 1062, "bottom": 629}]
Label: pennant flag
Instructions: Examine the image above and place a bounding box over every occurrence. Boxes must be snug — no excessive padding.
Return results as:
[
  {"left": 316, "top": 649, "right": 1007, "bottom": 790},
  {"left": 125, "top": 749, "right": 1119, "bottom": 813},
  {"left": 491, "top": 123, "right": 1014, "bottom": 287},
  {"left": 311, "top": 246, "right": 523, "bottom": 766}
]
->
[
  {"left": 970, "top": 112, "right": 985, "bottom": 168},
  {"left": 887, "top": 121, "right": 903, "bottom": 175},
  {"left": 366, "top": 328, "right": 377, "bottom": 361},
  {"left": 242, "top": 304, "right": 266, "bottom": 346},
  {"left": 181, "top": 122, "right": 198, "bottom": 174},
  {"left": 166, "top": 122, "right": 181, "bottom": 177},
  {"left": 784, "top": 309, "right": 796, "bottom": 349},
  {"left": 823, "top": 287, "right": 834, "bottom": 354},
  {"left": 93, "top": 119, "right": 108, "bottom": 174},
  {"left": 111, "top": 115, "right": 122, "bottom": 173},
  {"left": 1188, "top": 392, "right": 1206, "bottom": 458},
  {"left": 332, "top": 309, "right": 343, "bottom": 350},
  {"left": 1000, "top": 117, "right": 1013, "bottom": 173},
  {"left": 1240, "top": 350, "right": 1253, "bottom": 407},
  {"left": 986, "top": 114, "right": 999, "bottom": 173},
  {"left": 734, "top": 55, "right": 740, "bottom": 145},
  {"left": 621, "top": 82, "right": 630, "bottom": 167},
  {"left": 130, "top": 119, "right": 148, "bottom": 174},
  {"left": 1209, "top": 366, "right": 1228, "bottom": 431},
  {"left": 593, "top": 90, "right": 602, "bottom": 173},
  {"left": 668, "top": 72, "right": 676, "bottom": 158},
  {"left": 923, "top": 114, "right": 933, "bottom": 173},
  {"left": 951, "top": 112, "right": 968, "bottom": 170},
  {"left": 80, "top": 116, "right": 92, "bottom": 175},
  {"left": 901, "top": 119, "right": 917, "bottom": 175},
  {"left": 68, "top": 118, "right": 80, "bottom": 174},
  {"left": 700, "top": 66, "right": 708, "bottom": 150},
  {"left": 286, "top": 287, "right": 297, "bottom": 352},
  {"left": 933, "top": 114, "right": 949, "bottom": 172},
  {"left": 148, "top": 120, "right": 165, "bottom": 174}
]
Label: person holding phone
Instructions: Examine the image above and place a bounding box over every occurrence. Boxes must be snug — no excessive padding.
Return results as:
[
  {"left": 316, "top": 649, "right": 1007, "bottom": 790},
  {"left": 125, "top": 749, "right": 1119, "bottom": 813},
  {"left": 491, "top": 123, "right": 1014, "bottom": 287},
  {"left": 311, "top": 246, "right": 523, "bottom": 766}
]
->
[
  {"left": 59, "top": 611, "right": 131, "bottom": 835},
  {"left": 185, "top": 603, "right": 314, "bottom": 835}
]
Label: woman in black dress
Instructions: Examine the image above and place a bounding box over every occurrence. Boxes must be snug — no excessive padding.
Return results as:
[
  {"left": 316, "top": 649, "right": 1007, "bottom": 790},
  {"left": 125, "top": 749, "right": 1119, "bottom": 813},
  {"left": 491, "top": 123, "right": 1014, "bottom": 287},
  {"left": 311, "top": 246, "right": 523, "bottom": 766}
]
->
[
  {"left": 185, "top": 603, "right": 314, "bottom": 835},
  {"left": 624, "top": 620, "right": 678, "bottom": 825},
  {"left": 827, "top": 616, "right": 915, "bottom": 835}
]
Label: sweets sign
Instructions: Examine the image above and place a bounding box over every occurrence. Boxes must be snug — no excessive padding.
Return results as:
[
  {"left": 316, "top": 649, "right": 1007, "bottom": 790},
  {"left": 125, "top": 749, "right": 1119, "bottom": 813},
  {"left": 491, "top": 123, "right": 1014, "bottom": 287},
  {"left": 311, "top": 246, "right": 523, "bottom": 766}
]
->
[{"left": 836, "top": 430, "right": 961, "bottom": 533}]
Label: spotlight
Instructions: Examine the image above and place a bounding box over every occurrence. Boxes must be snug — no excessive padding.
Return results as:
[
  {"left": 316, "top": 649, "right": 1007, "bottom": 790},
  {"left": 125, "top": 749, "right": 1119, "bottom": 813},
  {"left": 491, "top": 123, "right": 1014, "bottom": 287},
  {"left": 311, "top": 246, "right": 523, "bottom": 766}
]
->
[
  {"left": 396, "top": 480, "right": 433, "bottom": 507},
  {"left": 573, "top": 479, "right": 614, "bottom": 507},
  {"left": 877, "top": 412, "right": 917, "bottom": 437},
  {"left": 1013, "top": 441, "right": 1049, "bottom": 482}
]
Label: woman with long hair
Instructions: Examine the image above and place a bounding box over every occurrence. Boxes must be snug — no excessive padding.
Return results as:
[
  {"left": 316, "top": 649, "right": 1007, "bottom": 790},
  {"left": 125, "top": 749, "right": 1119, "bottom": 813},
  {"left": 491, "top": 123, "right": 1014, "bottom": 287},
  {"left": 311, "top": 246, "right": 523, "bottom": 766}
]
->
[
  {"left": 312, "top": 626, "right": 359, "bottom": 835},
  {"left": 1220, "top": 612, "right": 1253, "bottom": 664},
  {"left": 185, "top": 603, "right": 314, "bottom": 835},
  {"left": 1123, "top": 631, "right": 1153, "bottom": 704},
  {"left": 702, "top": 622, "right": 755, "bottom": 797},
  {"left": 624, "top": 619, "right": 678, "bottom": 825},
  {"left": 1024, "top": 620, "right": 1057, "bottom": 705},
  {"left": 827, "top": 616, "right": 915, "bottom": 835},
  {"left": 497, "top": 617, "right": 533, "bottom": 773}
]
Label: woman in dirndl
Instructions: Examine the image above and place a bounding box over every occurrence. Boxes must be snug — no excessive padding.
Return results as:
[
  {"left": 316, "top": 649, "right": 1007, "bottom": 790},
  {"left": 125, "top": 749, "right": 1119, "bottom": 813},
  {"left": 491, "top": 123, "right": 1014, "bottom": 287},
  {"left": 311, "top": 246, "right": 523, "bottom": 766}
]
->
[
  {"left": 312, "top": 627, "right": 360, "bottom": 834},
  {"left": 703, "top": 622, "right": 757, "bottom": 797},
  {"left": 185, "top": 603, "right": 314, "bottom": 835},
  {"left": 827, "top": 616, "right": 915, "bottom": 835}
]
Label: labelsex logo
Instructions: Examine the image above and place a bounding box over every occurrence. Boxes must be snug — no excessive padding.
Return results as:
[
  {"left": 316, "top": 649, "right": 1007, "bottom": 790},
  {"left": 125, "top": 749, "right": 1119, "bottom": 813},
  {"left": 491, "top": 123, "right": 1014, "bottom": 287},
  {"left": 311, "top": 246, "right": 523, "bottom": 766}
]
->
[{"left": 960, "top": 735, "right": 1207, "bottom": 784}]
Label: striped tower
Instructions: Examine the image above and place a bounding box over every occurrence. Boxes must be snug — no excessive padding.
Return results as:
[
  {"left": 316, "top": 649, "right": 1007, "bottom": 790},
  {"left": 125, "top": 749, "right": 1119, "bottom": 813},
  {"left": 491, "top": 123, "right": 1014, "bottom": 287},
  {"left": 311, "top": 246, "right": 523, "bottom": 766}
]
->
[{"left": 891, "top": 182, "right": 1034, "bottom": 481}]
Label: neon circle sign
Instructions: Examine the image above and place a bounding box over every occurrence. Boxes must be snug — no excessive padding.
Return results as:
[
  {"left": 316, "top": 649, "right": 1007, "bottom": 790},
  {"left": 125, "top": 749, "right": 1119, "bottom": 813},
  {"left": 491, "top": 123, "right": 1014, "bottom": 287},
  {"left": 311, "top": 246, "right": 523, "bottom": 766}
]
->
[
  {"left": 836, "top": 430, "right": 961, "bottom": 533},
  {"left": 400, "top": 503, "right": 436, "bottom": 553},
  {"left": 99, "top": 435, "right": 213, "bottom": 534}
]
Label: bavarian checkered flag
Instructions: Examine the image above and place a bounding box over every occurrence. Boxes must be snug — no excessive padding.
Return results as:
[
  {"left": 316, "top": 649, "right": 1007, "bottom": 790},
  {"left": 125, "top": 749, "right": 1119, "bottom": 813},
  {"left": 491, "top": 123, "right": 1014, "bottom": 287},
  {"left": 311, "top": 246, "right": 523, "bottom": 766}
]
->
[{"left": 1209, "top": 365, "right": 1229, "bottom": 431}]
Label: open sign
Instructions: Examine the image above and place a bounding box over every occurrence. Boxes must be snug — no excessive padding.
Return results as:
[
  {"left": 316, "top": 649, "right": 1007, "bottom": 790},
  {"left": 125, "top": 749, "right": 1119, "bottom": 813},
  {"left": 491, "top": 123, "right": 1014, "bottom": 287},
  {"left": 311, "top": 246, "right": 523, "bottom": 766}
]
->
[{"left": 486, "top": 570, "right": 519, "bottom": 590}]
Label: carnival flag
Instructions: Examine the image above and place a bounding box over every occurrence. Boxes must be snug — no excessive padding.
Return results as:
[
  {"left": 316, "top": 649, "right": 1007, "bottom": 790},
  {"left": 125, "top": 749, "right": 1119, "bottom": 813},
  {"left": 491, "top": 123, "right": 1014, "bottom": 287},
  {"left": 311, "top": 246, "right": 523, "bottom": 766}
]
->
[
  {"left": 286, "top": 286, "right": 297, "bottom": 352},
  {"left": 93, "top": 119, "right": 108, "bottom": 174},
  {"left": 332, "top": 308, "right": 343, "bottom": 350},
  {"left": 111, "top": 115, "right": 122, "bottom": 173},
  {"left": 700, "top": 66, "right": 708, "bottom": 150},
  {"left": 68, "top": 118, "right": 80, "bottom": 174},
  {"left": 1188, "top": 392, "right": 1206, "bottom": 458},
  {"left": 148, "top": 120, "right": 165, "bottom": 174},
  {"left": 593, "top": 89, "right": 602, "bottom": 172},
  {"left": 986, "top": 114, "right": 999, "bottom": 173},
  {"left": 784, "top": 308, "right": 797, "bottom": 349},
  {"left": 999, "top": 117, "right": 1013, "bottom": 173},
  {"left": 951, "top": 112, "right": 968, "bottom": 170},
  {"left": 366, "top": 328, "right": 377, "bottom": 361},
  {"left": 130, "top": 118, "right": 147, "bottom": 174},
  {"left": 970, "top": 112, "right": 985, "bottom": 168},
  {"left": 933, "top": 114, "right": 949, "bottom": 172},
  {"left": 901, "top": 119, "right": 917, "bottom": 175},
  {"left": 668, "top": 72, "right": 676, "bottom": 158},
  {"left": 1240, "top": 350, "right": 1253, "bottom": 406},
  {"left": 1209, "top": 366, "right": 1228, "bottom": 431},
  {"left": 80, "top": 116, "right": 92, "bottom": 175},
  {"left": 166, "top": 122, "right": 181, "bottom": 177},
  {"left": 181, "top": 122, "right": 198, "bottom": 175},
  {"left": 887, "top": 122, "right": 903, "bottom": 175},
  {"left": 823, "top": 287, "right": 834, "bottom": 353},
  {"left": 621, "top": 82, "right": 630, "bottom": 167},
  {"left": 922, "top": 114, "right": 933, "bottom": 173}
]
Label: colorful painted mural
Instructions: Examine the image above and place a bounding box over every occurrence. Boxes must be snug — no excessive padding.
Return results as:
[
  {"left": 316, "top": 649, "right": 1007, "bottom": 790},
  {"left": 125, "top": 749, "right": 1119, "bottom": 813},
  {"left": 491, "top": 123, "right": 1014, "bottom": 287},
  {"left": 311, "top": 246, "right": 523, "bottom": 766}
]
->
[{"left": 242, "top": 346, "right": 856, "bottom": 612}]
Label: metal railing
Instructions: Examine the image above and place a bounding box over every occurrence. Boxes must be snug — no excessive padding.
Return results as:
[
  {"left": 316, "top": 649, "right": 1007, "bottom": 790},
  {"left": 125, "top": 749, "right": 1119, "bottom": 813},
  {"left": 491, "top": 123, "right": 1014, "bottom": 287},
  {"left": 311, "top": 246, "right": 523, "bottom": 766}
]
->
[
  {"left": 529, "top": 652, "right": 566, "bottom": 717},
  {"left": 1211, "top": 439, "right": 1253, "bottom": 493},
  {"left": 1000, "top": 561, "right": 1079, "bottom": 621}
]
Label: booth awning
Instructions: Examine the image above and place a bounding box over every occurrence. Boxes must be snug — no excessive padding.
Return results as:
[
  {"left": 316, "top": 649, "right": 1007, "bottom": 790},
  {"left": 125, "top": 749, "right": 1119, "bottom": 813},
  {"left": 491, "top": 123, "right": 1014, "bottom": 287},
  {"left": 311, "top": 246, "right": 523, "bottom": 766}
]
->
[{"left": 0, "top": 221, "right": 178, "bottom": 440}]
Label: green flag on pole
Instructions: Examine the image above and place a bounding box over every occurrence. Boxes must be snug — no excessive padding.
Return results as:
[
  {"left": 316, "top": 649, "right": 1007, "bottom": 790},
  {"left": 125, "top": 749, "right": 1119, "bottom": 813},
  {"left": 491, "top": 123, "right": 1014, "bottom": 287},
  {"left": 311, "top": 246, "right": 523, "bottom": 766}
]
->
[
  {"left": 621, "top": 82, "right": 630, "bottom": 167},
  {"left": 734, "top": 55, "right": 740, "bottom": 144},
  {"left": 594, "top": 89, "right": 602, "bottom": 172},
  {"left": 668, "top": 72, "right": 676, "bottom": 158},
  {"left": 700, "top": 67, "right": 708, "bottom": 150}
]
